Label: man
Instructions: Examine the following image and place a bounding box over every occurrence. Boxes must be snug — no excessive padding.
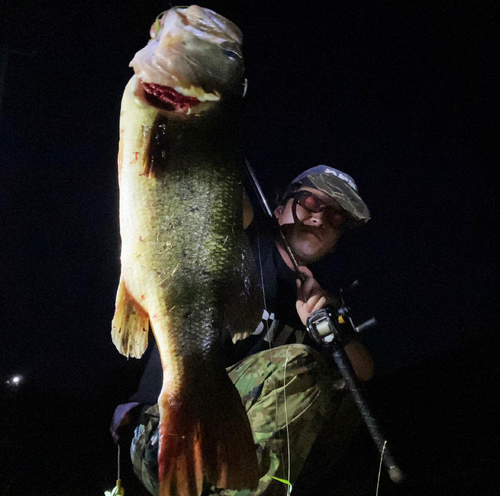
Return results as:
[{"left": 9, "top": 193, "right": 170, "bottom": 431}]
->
[{"left": 111, "top": 165, "right": 373, "bottom": 495}]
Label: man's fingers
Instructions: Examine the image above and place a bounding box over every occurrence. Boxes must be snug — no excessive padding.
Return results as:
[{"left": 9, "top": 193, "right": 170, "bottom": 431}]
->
[
  {"left": 305, "top": 295, "right": 319, "bottom": 313},
  {"left": 295, "top": 266, "right": 331, "bottom": 324},
  {"left": 306, "top": 294, "right": 327, "bottom": 314},
  {"left": 311, "top": 296, "right": 327, "bottom": 313},
  {"left": 298, "top": 266, "right": 313, "bottom": 279},
  {"left": 297, "top": 274, "right": 321, "bottom": 301}
]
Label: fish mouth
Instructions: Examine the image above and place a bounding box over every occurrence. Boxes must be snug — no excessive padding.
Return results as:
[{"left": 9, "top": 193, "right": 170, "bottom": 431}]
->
[
  {"left": 140, "top": 79, "right": 221, "bottom": 114},
  {"left": 142, "top": 82, "right": 201, "bottom": 112}
]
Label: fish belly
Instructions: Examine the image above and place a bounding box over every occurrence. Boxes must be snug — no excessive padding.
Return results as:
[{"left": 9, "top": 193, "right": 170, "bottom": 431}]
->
[{"left": 112, "top": 76, "right": 260, "bottom": 496}]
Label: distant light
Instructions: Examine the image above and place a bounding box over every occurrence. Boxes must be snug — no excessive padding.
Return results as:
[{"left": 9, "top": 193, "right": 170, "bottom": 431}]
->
[{"left": 5, "top": 374, "right": 24, "bottom": 390}]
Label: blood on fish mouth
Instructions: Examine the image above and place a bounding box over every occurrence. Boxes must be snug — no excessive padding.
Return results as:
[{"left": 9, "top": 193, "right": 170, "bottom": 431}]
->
[{"left": 142, "top": 81, "right": 200, "bottom": 111}]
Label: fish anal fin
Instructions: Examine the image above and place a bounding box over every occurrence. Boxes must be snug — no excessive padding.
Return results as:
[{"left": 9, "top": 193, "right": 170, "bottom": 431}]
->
[
  {"left": 111, "top": 275, "right": 150, "bottom": 358},
  {"left": 158, "top": 368, "right": 259, "bottom": 496}
]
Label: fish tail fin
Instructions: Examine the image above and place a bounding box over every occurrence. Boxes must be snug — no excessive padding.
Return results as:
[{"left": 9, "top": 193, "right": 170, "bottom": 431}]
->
[
  {"left": 111, "top": 275, "right": 149, "bottom": 358},
  {"left": 158, "top": 367, "right": 260, "bottom": 496}
]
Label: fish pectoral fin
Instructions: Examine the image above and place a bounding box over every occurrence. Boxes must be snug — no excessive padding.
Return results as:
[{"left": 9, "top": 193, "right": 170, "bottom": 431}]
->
[{"left": 111, "top": 276, "right": 149, "bottom": 358}]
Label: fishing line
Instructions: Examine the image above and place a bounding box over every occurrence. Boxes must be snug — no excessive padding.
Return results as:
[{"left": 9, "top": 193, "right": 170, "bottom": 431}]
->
[
  {"left": 117, "top": 444, "right": 121, "bottom": 481},
  {"left": 283, "top": 348, "right": 292, "bottom": 495},
  {"left": 375, "top": 440, "right": 387, "bottom": 496},
  {"left": 250, "top": 169, "right": 294, "bottom": 492},
  {"left": 260, "top": 246, "right": 293, "bottom": 493},
  {"left": 104, "top": 444, "right": 125, "bottom": 496},
  {"left": 255, "top": 237, "right": 269, "bottom": 333},
  {"left": 256, "top": 231, "right": 292, "bottom": 489}
]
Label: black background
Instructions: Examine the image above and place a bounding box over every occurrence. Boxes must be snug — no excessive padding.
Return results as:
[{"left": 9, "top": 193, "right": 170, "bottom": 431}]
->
[{"left": 1, "top": 1, "right": 498, "bottom": 495}]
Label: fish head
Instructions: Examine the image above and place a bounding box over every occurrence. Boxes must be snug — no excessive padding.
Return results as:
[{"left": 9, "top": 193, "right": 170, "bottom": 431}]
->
[{"left": 130, "top": 5, "right": 244, "bottom": 115}]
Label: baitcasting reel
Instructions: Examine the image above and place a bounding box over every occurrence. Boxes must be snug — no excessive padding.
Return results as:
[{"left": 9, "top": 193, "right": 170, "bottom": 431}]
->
[{"left": 307, "top": 283, "right": 377, "bottom": 351}]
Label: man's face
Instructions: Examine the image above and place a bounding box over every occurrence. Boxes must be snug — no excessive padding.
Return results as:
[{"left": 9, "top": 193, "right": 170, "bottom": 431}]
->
[{"left": 274, "top": 187, "right": 348, "bottom": 265}]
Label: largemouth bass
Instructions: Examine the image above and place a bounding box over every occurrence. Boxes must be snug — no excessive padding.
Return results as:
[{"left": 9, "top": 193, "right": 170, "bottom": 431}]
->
[{"left": 111, "top": 6, "right": 260, "bottom": 495}]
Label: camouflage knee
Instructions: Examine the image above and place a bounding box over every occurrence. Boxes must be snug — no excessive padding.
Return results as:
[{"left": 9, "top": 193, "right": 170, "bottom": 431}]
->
[
  {"left": 222, "top": 344, "right": 343, "bottom": 494},
  {"left": 130, "top": 405, "right": 160, "bottom": 496}
]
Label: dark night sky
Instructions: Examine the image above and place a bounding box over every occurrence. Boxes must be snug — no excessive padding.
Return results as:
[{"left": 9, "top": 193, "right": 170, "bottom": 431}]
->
[
  {"left": 1, "top": 2, "right": 499, "bottom": 496},
  {"left": 1, "top": 0, "right": 498, "bottom": 400}
]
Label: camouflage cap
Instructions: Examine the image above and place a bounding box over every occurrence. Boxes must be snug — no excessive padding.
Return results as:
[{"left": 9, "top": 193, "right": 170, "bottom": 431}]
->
[{"left": 290, "top": 165, "right": 371, "bottom": 224}]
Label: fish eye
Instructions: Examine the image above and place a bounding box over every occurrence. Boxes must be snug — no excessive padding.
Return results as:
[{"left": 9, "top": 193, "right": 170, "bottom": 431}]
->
[{"left": 222, "top": 49, "right": 239, "bottom": 60}]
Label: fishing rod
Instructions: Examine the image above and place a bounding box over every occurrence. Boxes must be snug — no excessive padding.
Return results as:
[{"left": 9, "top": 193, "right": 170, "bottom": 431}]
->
[
  {"left": 244, "top": 160, "right": 307, "bottom": 283},
  {"left": 243, "top": 160, "right": 404, "bottom": 483},
  {"left": 306, "top": 300, "right": 404, "bottom": 483}
]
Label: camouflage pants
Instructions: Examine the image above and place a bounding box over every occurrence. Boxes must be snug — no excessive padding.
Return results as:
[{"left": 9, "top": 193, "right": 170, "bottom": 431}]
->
[{"left": 131, "top": 344, "right": 358, "bottom": 496}]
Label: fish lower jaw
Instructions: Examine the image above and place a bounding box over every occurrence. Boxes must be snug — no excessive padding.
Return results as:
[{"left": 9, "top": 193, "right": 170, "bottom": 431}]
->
[
  {"left": 173, "top": 84, "right": 221, "bottom": 102},
  {"left": 138, "top": 78, "right": 220, "bottom": 116}
]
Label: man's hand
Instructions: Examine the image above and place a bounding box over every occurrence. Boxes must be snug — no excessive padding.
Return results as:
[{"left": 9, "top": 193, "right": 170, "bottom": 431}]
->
[
  {"left": 295, "top": 266, "right": 334, "bottom": 326},
  {"left": 296, "top": 266, "right": 375, "bottom": 381},
  {"left": 110, "top": 401, "right": 141, "bottom": 444}
]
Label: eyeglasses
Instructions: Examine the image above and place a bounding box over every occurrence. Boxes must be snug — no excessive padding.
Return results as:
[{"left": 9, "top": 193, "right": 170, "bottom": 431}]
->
[{"left": 285, "top": 190, "right": 350, "bottom": 229}]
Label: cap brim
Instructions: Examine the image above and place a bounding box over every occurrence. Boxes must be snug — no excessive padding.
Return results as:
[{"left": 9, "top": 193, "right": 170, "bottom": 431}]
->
[{"left": 296, "top": 174, "right": 371, "bottom": 224}]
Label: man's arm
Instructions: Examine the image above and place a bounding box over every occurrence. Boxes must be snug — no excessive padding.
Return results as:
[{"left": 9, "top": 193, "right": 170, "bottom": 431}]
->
[{"left": 296, "top": 266, "right": 374, "bottom": 381}]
